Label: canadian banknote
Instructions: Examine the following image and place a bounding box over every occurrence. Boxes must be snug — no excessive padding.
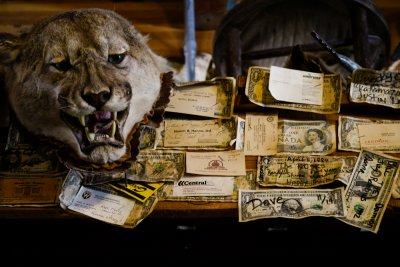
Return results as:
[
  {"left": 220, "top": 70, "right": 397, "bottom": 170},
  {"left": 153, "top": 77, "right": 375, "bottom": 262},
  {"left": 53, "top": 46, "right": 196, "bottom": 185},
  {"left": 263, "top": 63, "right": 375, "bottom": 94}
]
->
[
  {"left": 257, "top": 155, "right": 349, "bottom": 188},
  {"left": 338, "top": 115, "right": 400, "bottom": 153},
  {"left": 349, "top": 68, "right": 400, "bottom": 108},
  {"left": 338, "top": 150, "right": 400, "bottom": 233},
  {"left": 239, "top": 187, "right": 346, "bottom": 222},
  {"left": 245, "top": 66, "right": 342, "bottom": 114},
  {"left": 278, "top": 119, "right": 336, "bottom": 155}
]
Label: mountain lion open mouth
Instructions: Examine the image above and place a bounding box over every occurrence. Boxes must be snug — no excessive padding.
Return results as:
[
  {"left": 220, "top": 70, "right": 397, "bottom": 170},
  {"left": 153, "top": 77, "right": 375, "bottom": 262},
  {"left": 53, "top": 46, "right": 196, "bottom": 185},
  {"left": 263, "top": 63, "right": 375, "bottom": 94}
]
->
[{"left": 61, "top": 109, "right": 129, "bottom": 153}]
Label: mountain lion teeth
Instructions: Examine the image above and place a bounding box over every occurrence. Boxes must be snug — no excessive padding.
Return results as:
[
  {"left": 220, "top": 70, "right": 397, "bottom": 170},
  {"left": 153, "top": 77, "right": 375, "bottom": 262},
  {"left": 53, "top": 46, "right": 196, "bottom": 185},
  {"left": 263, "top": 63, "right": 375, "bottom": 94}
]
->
[
  {"left": 111, "top": 121, "right": 116, "bottom": 137},
  {"left": 95, "top": 134, "right": 109, "bottom": 141},
  {"left": 79, "top": 116, "right": 85, "bottom": 126}
]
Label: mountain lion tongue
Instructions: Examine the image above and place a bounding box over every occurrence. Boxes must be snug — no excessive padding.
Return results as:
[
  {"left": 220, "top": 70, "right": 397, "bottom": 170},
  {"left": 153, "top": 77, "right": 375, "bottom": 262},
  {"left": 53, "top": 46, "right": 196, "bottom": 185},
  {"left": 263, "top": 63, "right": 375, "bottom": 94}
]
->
[{"left": 88, "top": 111, "right": 113, "bottom": 133}]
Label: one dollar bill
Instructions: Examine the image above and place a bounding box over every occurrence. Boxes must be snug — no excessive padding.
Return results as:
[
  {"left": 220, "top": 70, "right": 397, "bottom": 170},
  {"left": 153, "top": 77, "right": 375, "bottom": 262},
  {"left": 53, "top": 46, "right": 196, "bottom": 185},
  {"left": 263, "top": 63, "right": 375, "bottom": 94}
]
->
[
  {"left": 339, "top": 150, "right": 400, "bottom": 233},
  {"left": 239, "top": 188, "right": 346, "bottom": 222},
  {"left": 257, "top": 155, "right": 344, "bottom": 188},
  {"left": 245, "top": 66, "right": 342, "bottom": 114},
  {"left": 338, "top": 115, "right": 400, "bottom": 153},
  {"left": 349, "top": 68, "right": 400, "bottom": 108}
]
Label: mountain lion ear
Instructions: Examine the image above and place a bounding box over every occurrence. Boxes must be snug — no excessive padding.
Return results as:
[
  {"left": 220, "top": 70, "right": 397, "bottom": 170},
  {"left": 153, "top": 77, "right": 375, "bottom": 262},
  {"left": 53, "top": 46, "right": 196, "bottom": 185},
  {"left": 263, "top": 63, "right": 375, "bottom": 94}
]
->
[{"left": 0, "top": 32, "right": 23, "bottom": 64}]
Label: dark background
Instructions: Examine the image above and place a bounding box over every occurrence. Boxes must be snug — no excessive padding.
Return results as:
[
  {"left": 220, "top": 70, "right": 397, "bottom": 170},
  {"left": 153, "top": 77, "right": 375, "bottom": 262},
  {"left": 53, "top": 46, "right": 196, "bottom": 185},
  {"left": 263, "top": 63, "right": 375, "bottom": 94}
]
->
[{"left": 1, "top": 210, "right": 398, "bottom": 266}]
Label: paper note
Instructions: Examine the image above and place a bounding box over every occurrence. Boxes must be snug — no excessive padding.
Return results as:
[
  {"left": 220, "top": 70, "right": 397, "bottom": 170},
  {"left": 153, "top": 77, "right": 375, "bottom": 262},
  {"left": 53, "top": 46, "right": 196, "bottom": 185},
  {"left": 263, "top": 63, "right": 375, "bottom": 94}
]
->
[
  {"left": 166, "top": 77, "right": 236, "bottom": 119},
  {"left": 68, "top": 186, "right": 135, "bottom": 226},
  {"left": 173, "top": 176, "right": 234, "bottom": 196},
  {"left": 163, "top": 117, "right": 236, "bottom": 148},
  {"left": 167, "top": 84, "right": 217, "bottom": 117},
  {"left": 244, "top": 113, "right": 278, "bottom": 156},
  {"left": 185, "top": 150, "right": 246, "bottom": 176},
  {"left": 269, "top": 66, "right": 323, "bottom": 105},
  {"left": 358, "top": 123, "right": 400, "bottom": 149}
]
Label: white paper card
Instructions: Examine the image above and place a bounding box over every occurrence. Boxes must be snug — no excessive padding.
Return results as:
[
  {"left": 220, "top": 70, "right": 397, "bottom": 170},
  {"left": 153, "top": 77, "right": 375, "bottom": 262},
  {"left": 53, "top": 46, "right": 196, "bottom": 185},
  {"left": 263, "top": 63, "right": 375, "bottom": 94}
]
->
[
  {"left": 269, "top": 66, "right": 323, "bottom": 105},
  {"left": 173, "top": 176, "right": 234, "bottom": 196},
  {"left": 68, "top": 186, "right": 135, "bottom": 226}
]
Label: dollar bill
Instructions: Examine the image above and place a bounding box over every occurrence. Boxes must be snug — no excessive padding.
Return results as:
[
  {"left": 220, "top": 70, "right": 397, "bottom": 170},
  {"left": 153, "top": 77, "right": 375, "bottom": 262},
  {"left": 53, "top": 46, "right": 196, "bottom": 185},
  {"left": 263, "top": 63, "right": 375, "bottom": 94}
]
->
[
  {"left": 338, "top": 115, "right": 400, "bottom": 153},
  {"left": 1, "top": 120, "right": 65, "bottom": 173},
  {"left": 257, "top": 155, "right": 344, "bottom": 188},
  {"left": 349, "top": 68, "right": 400, "bottom": 108},
  {"left": 126, "top": 149, "right": 185, "bottom": 182},
  {"left": 278, "top": 119, "right": 336, "bottom": 155},
  {"left": 166, "top": 77, "right": 236, "bottom": 119},
  {"left": 158, "top": 170, "right": 257, "bottom": 202},
  {"left": 336, "top": 155, "right": 358, "bottom": 185},
  {"left": 338, "top": 150, "right": 400, "bottom": 233},
  {"left": 139, "top": 126, "right": 157, "bottom": 149},
  {"left": 392, "top": 176, "right": 400, "bottom": 199},
  {"left": 245, "top": 66, "right": 342, "bottom": 114},
  {"left": 239, "top": 187, "right": 346, "bottom": 222}
]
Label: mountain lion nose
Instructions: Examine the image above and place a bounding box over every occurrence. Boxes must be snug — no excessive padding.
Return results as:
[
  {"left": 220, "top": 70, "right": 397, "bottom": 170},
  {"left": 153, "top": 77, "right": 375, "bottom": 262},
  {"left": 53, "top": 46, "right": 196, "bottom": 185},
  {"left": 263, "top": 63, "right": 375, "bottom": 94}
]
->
[{"left": 82, "top": 90, "right": 111, "bottom": 109}]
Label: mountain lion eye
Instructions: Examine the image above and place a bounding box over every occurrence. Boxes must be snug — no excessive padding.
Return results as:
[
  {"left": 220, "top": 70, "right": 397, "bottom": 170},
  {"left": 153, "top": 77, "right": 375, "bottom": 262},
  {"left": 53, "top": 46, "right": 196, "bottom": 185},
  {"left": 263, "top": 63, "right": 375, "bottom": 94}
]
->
[
  {"left": 51, "top": 59, "right": 72, "bottom": 72},
  {"left": 108, "top": 53, "right": 126, "bottom": 64}
]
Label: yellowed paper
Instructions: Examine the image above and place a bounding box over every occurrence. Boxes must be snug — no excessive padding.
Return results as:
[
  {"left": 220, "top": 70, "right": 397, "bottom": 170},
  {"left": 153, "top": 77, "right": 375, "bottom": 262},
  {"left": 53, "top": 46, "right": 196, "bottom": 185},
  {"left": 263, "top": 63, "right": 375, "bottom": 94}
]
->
[
  {"left": 163, "top": 118, "right": 236, "bottom": 148},
  {"left": 244, "top": 113, "right": 278, "bottom": 156},
  {"left": 269, "top": 66, "right": 323, "bottom": 105},
  {"left": 185, "top": 150, "right": 246, "bottom": 176},
  {"left": 166, "top": 77, "right": 236, "bottom": 119},
  {"left": 167, "top": 85, "right": 217, "bottom": 117},
  {"left": 358, "top": 123, "right": 400, "bottom": 149}
]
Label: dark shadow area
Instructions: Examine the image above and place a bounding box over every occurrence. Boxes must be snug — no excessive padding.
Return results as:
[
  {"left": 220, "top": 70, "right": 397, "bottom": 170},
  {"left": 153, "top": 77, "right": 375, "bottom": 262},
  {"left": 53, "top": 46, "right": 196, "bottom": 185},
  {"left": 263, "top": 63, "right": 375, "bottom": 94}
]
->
[{"left": 0, "top": 213, "right": 397, "bottom": 266}]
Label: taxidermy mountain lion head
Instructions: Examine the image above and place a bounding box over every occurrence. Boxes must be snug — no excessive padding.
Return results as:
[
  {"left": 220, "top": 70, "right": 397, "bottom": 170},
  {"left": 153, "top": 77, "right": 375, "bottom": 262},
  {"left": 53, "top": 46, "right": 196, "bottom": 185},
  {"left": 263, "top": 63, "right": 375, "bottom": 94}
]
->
[{"left": 0, "top": 8, "right": 172, "bottom": 171}]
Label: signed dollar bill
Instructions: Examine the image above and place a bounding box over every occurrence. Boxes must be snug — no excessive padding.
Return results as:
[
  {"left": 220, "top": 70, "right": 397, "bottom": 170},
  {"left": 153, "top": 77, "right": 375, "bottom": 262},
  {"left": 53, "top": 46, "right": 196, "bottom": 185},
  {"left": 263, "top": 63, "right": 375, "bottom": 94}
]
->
[
  {"left": 339, "top": 150, "right": 400, "bottom": 233},
  {"left": 278, "top": 119, "right": 336, "bottom": 155},
  {"left": 257, "top": 155, "right": 344, "bottom": 188},
  {"left": 349, "top": 68, "right": 400, "bottom": 108},
  {"left": 338, "top": 115, "right": 400, "bottom": 153},
  {"left": 245, "top": 66, "right": 342, "bottom": 114},
  {"left": 239, "top": 187, "right": 346, "bottom": 222}
]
